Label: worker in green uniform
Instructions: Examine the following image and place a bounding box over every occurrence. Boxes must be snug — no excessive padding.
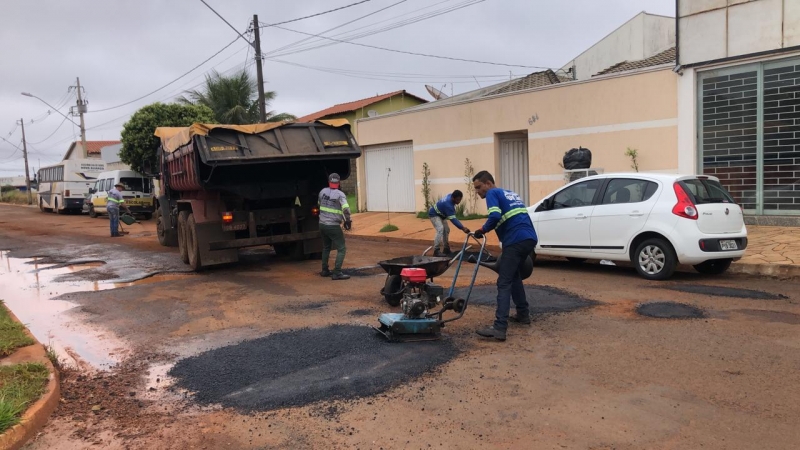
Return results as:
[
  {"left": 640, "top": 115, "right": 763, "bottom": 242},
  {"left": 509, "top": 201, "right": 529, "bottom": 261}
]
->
[{"left": 318, "top": 173, "right": 352, "bottom": 280}]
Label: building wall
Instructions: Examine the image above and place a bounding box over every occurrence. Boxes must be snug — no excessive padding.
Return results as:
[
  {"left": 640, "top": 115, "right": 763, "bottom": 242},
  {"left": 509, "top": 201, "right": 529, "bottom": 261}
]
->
[
  {"left": 561, "top": 12, "right": 675, "bottom": 80},
  {"left": 678, "top": 0, "right": 800, "bottom": 66},
  {"left": 357, "top": 69, "right": 679, "bottom": 213}
]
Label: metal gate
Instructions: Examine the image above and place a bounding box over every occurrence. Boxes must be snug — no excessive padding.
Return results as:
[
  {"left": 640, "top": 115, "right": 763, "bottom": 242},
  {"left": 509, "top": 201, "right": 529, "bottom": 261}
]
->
[
  {"left": 364, "top": 142, "right": 415, "bottom": 212},
  {"left": 499, "top": 137, "right": 530, "bottom": 205}
]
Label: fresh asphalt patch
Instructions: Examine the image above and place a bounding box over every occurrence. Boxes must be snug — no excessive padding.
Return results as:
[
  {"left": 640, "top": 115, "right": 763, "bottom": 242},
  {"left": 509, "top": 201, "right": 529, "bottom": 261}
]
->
[
  {"left": 347, "top": 309, "right": 375, "bottom": 317},
  {"left": 734, "top": 309, "right": 800, "bottom": 325},
  {"left": 169, "top": 325, "right": 459, "bottom": 412},
  {"left": 636, "top": 302, "right": 706, "bottom": 319},
  {"left": 455, "top": 284, "right": 597, "bottom": 315},
  {"left": 661, "top": 284, "right": 788, "bottom": 300}
]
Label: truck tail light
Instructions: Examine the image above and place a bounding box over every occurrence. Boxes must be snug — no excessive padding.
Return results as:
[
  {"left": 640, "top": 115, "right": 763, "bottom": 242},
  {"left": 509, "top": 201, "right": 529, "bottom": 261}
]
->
[
  {"left": 222, "top": 212, "right": 234, "bottom": 224},
  {"left": 311, "top": 207, "right": 320, "bottom": 217},
  {"left": 65, "top": 190, "right": 70, "bottom": 197},
  {"left": 672, "top": 182, "right": 698, "bottom": 220}
]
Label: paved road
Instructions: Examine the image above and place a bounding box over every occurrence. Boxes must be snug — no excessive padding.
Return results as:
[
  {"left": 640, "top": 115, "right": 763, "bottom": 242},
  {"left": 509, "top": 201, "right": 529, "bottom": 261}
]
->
[{"left": 1, "top": 204, "right": 799, "bottom": 450}]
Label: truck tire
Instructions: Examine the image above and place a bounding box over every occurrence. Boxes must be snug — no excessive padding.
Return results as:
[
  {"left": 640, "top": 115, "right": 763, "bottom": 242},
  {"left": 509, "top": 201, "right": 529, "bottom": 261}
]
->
[
  {"left": 186, "top": 213, "right": 202, "bottom": 271},
  {"left": 177, "top": 211, "right": 190, "bottom": 264},
  {"left": 288, "top": 242, "right": 305, "bottom": 261},
  {"left": 155, "top": 209, "right": 178, "bottom": 247}
]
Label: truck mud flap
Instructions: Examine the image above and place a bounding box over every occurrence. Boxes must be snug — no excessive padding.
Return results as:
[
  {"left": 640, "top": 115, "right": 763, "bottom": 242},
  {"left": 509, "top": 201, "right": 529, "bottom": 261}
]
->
[{"left": 196, "top": 222, "right": 239, "bottom": 267}]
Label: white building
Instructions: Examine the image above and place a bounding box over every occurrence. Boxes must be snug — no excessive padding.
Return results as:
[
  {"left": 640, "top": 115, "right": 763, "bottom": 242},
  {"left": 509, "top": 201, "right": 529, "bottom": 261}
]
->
[
  {"left": 100, "top": 143, "right": 131, "bottom": 170},
  {"left": 62, "top": 140, "right": 121, "bottom": 161},
  {"left": 676, "top": 0, "right": 800, "bottom": 224}
]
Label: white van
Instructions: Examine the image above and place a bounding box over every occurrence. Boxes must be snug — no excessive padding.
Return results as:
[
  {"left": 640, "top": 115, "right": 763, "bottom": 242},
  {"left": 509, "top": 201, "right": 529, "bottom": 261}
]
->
[{"left": 87, "top": 170, "right": 155, "bottom": 220}]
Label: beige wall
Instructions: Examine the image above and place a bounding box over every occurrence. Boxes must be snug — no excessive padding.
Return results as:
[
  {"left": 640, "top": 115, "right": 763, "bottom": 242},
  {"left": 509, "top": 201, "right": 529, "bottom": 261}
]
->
[{"left": 357, "top": 69, "right": 679, "bottom": 213}]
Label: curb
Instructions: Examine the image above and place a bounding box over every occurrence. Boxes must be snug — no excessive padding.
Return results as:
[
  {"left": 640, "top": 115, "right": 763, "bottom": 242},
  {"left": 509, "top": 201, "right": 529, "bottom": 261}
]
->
[
  {"left": 0, "top": 309, "right": 61, "bottom": 450},
  {"left": 349, "top": 234, "right": 503, "bottom": 254}
]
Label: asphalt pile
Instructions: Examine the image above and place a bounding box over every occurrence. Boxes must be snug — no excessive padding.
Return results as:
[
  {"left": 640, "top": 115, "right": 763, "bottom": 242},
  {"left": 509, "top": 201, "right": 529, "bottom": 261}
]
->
[
  {"left": 169, "top": 325, "right": 459, "bottom": 412},
  {"left": 636, "top": 301, "right": 706, "bottom": 319},
  {"left": 456, "top": 284, "right": 597, "bottom": 314}
]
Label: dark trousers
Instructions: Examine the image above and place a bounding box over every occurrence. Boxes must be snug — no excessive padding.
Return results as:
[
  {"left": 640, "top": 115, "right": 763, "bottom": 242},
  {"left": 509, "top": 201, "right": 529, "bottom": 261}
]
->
[
  {"left": 321, "top": 224, "right": 346, "bottom": 272},
  {"left": 494, "top": 239, "right": 537, "bottom": 331},
  {"left": 109, "top": 208, "right": 120, "bottom": 237}
]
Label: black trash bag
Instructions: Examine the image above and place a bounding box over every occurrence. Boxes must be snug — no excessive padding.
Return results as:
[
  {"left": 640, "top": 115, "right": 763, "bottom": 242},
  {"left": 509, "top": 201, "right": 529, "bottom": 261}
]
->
[{"left": 563, "top": 147, "right": 592, "bottom": 170}]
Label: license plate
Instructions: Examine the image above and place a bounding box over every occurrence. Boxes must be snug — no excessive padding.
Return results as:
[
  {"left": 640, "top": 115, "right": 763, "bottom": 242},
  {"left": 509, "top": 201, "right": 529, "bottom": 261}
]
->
[
  {"left": 223, "top": 223, "right": 247, "bottom": 232},
  {"left": 720, "top": 240, "right": 738, "bottom": 251}
]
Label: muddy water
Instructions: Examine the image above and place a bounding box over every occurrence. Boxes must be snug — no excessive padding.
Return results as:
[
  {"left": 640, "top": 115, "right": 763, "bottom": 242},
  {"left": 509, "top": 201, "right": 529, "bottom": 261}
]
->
[{"left": 0, "top": 251, "right": 188, "bottom": 370}]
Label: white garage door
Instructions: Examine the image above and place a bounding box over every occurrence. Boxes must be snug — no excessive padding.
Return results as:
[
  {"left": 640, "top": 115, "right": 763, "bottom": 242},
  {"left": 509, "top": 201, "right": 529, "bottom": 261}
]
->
[{"left": 364, "top": 142, "right": 415, "bottom": 212}]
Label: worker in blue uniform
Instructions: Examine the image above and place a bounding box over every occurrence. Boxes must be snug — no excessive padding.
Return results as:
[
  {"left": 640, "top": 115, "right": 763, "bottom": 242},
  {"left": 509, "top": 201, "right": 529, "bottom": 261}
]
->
[
  {"left": 428, "top": 190, "right": 470, "bottom": 256},
  {"left": 471, "top": 171, "right": 538, "bottom": 341}
]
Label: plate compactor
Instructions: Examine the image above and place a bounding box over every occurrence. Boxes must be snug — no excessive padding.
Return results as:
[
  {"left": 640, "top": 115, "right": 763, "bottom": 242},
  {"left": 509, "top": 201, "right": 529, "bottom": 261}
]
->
[{"left": 374, "top": 233, "right": 487, "bottom": 342}]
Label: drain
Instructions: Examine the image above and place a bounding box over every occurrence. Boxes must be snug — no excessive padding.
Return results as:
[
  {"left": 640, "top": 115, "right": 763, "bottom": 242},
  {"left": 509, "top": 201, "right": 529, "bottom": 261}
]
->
[
  {"left": 455, "top": 284, "right": 596, "bottom": 314},
  {"left": 663, "top": 285, "right": 787, "bottom": 300},
  {"left": 169, "top": 325, "right": 458, "bottom": 412},
  {"left": 636, "top": 302, "right": 706, "bottom": 319}
]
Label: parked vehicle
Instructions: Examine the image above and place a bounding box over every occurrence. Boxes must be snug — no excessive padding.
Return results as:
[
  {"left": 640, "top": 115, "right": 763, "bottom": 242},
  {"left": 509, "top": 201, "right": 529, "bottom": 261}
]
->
[
  {"left": 87, "top": 170, "right": 155, "bottom": 219},
  {"left": 527, "top": 173, "right": 747, "bottom": 280},
  {"left": 153, "top": 121, "right": 360, "bottom": 271},
  {"left": 37, "top": 159, "right": 106, "bottom": 214}
]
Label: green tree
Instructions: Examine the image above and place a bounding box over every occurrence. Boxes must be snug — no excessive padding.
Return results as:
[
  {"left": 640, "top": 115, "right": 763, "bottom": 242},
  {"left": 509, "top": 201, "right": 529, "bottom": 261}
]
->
[
  {"left": 119, "top": 102, "right": 215, "bottom": 174},
  {"left": 177, "top": 69, "right": 295, "bottom": 124}
]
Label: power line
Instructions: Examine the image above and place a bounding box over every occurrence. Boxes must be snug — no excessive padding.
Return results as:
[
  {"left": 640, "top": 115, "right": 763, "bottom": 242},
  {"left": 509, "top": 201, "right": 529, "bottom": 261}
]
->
[
  {"left": 259, "top": 0, "right": 373, "bottom": 28},
  {"left": 27, "top": 115, "right": 70, "bottom": 145},
  {"left": 198, "top": 0, "right": 251, "bottom": 44}
]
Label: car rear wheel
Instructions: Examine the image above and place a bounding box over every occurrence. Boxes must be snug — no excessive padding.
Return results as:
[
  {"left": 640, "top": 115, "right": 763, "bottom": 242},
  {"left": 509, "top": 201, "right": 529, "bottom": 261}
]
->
[
  {"left": 633, "top": 238, "right": 677, "bottom": 281},
  {"left": 693, "top": 258, "right": 732, "bottom": 275}
]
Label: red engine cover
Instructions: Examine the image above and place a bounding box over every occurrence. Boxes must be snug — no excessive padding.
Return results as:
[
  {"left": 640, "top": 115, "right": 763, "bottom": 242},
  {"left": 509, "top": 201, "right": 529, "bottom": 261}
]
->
[{"left": 400, "top": 268, "right": 428, "bottom": 283}]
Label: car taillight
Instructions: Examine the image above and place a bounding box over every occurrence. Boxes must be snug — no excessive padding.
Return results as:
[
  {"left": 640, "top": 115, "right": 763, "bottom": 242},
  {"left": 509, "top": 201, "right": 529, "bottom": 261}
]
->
[
  {"left": 222, "top": 212, "right": 233, "bottom": 224},
  {"left": 311, "top": 207, "right": 320, "bottom": 217},
  {"left": 672, "top": 182, "right": 698, "bottom": 220}
]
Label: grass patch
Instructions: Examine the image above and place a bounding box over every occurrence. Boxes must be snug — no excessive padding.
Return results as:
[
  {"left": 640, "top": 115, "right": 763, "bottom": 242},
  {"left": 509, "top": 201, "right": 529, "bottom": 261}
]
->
[
  {"left": 44, "top": 344, "right": 62, "bottom": 372},
  {"left": 0, "top": 302, "right": 34, "bottom": 357},
  {"left": 380, "top": 224, "right": 399, "bottom": 233},
  {"left": 346, "top": 194, "right": 358, "bottom": 213},
  {"left": 0, "top": 363, "right": 49, "bottom": 433},
  {"left": 416, "top": 211, "right": 430, "bottom": 219},
  {"left": 0, "top": 191, "right": 30, "bottom": 205},
  {"left": 457, "top": 213, "right": 488, "bottom": 221}
]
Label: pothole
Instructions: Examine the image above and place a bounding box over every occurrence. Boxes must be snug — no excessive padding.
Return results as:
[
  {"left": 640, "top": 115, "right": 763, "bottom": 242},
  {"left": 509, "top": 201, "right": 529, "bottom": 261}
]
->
[
  {"left": 169, "top": 325, "right": 458, "bottom": 412},
  {"left": 734, "top": 309, "right": 800, "bottom": 325},
  {"left": 662, "top": 284, "right": 787, "bottom": 300},
  {"left": 455, "top": 284, "right": 597, "bottom": 314},
  {"left": 636, "top": 302, "right": 706, "bottom": 319}
]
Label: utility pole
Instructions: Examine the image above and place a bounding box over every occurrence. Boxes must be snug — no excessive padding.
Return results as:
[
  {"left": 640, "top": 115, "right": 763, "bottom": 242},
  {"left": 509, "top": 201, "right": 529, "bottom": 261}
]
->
[
  {"left": 252, "top": 15, "right": 267, "bottom": 123},
  {"left": 74, "top": 77, "right": 88, "bottom": 158},
  {"left": 18, "top": 119, "right": 33, "bottom": 205}
]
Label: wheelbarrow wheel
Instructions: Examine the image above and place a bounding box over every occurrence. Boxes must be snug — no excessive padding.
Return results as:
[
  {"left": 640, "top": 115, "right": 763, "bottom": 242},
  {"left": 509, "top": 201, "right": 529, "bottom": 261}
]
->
[{"left": 382, "top": 275, "right": 403, "bottom": 307}]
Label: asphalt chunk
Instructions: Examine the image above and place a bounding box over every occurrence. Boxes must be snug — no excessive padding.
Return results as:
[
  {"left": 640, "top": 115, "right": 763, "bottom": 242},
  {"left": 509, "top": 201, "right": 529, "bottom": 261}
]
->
[
  {"left": 456, "top": 284, "right": 597, "bottom": 314},
  {"left": 169, "top": 325, "right": 458, "bottom": 412},
  {"left": 663, "top": 284, "right": 787, "bottom": 300},
  {"left": 636, "top": 302, "right": 706, "bottom": 319}
]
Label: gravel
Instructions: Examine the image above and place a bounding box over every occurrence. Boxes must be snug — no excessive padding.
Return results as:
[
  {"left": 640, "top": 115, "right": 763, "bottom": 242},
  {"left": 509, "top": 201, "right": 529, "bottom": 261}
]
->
[
  {"left": 169, "top": 325, "right": 459, "bottom": 412},
  {"left": 636, "top": 302, "right": 706, "bottom": 319}
]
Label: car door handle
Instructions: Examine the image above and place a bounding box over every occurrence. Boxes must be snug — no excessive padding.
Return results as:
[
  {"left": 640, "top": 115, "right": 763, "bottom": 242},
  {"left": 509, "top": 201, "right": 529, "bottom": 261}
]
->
[
  {"left": 629, "top": 213, "right": 644, "bottom": 217},
  {"left": 575, "top": 214, "right": 588, "bottom": 220}
]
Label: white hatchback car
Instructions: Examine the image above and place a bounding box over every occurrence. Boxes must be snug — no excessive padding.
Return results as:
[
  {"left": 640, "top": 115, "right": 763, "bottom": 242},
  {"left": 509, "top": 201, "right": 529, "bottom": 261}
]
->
[{"left": 528, "top": 173, "right": 747, "bottom": 280}]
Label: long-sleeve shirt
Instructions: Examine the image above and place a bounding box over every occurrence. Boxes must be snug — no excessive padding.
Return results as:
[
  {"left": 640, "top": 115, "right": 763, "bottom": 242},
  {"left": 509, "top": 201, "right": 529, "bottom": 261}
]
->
[
  {"left": 428, "top": 194, "right": 465, "bottom": 230},
  {"left": 107, "top": 188, "right": 125, "bottom": 211},
  {"left": 480, "top": 188, "right": 538, "bottom": 246},
  {"left": 318, "top": 187, "right": 351, "bottom": 226}
]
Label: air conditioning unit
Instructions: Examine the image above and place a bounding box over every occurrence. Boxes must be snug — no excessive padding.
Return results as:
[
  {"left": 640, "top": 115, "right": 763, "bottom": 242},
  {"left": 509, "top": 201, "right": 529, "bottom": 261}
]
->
[{"left": 563, "top": 168, "right": 603, "bottom": 184}]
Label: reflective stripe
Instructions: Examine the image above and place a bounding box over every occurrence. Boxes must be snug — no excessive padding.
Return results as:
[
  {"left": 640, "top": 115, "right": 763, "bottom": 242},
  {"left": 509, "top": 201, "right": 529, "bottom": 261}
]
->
[
  {"left": 108, "top": 198, "right": 124, "bottom": 204},
  {"left": 498, "top": 207, "right": 528, "bottom": 226},
  {"left": 488, "top": 207, "right": 502, "bottom": 214},
  {"left": 341, "top": 203, "right": 350, "bottom": 209},
  {"left": 320, "top": 206, "right": 343, "bottom": 215},
  {"left": 433, "top": 204, "right": 443, "bottom": 217},
  {"left": 446, "top": 215, "right": 456, "bottom": 220}
]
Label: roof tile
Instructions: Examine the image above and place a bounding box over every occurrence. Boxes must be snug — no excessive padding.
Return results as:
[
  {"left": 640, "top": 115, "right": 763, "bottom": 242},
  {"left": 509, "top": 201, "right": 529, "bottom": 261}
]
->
[
  {"left": 296, "top": 90, "right": 427, "bottom": 122},
  {"left": 594, "top": 47, "right": 676, "bottom": 77}
]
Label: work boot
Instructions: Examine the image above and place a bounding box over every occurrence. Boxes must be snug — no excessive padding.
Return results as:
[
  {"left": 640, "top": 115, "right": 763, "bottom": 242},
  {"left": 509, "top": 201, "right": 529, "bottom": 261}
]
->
[
  {"left": 476, "top": 326, "right": 506, "bottom": 341},
  {"left": 433, "top": 250, "right": 445, "bottom": 257},
  {"left": 320, "top": 269, "right": 332, "bottom": 277},
  {"left": 509, "top": 313, "right": 532, "bottom": 325},
  {"left": 331, "top": 272, "right": 350, "bottom": 281}
]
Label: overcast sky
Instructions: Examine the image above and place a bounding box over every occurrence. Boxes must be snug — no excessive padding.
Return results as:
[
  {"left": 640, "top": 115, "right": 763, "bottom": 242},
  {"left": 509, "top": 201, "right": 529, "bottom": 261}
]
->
[{"left": 0, "top": 0, "right": 674, "bottom": 175}]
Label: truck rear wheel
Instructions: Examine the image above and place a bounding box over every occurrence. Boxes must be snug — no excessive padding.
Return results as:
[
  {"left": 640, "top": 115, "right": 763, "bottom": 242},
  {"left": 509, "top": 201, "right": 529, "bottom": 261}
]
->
[
  {"left": 186, "top": 213, "right": 202, "bottom": 271},
  {"left": 177, "top": 211, "right": 190, "bottom": 264},
  {"left": 155, "top": 209, "right": 178, "bottom": 247}
]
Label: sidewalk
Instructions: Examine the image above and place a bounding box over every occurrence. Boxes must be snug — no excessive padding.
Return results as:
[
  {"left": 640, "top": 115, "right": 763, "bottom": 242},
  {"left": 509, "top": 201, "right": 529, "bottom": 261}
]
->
[{"left": 349, "top": 212, "right": 800, "bottom": 277}]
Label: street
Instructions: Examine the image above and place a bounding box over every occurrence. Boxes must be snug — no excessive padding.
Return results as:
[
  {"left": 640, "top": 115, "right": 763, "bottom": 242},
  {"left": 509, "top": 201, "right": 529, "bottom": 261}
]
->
[{"left": 1, "top": 204, "right": 799, "bottom": 449}]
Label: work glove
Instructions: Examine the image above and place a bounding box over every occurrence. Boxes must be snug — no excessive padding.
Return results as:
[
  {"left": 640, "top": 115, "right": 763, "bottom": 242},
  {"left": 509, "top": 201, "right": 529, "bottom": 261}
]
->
[
  {"left": 462, "top": 227, "right": 471, "bottom": 234},
  {"left": 473, "top": 228, "right": 484, "bottom": 239},
  {"left": 343, "top": 220, "right": 352, "bottom": 231}
]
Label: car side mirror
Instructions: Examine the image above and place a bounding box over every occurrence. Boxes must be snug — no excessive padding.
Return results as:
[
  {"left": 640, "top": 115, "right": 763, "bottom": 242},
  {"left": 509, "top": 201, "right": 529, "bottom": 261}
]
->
[
  {"left": 89, "top": 188, "right": 96, "bottom": 194},
  {"left": 543, "top": 197, "right": 554, "bottom": 210}
]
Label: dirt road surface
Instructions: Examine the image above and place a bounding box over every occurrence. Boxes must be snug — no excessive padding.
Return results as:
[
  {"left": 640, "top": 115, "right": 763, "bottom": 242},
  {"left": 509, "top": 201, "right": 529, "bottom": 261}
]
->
[{"left": 1, "top": 204, "right": 799, "bottom": 449}]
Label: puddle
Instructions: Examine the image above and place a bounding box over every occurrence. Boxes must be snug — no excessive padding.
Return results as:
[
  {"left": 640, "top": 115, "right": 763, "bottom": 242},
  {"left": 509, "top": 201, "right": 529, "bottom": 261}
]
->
[
  {"left": 0, "top": 251, "right": 190, "bottom": 370},
  {"left": 455, "top": 284, "right": 597, "bottom": 314},
  {"left": 662, "top": 284, "right": 787, "bottom": 300},
  {"left": 636, "top": 302, "right": 706, "bottom": 319},
  {"left": 169, "top": 324, "right": 458, "bottom": 412}
]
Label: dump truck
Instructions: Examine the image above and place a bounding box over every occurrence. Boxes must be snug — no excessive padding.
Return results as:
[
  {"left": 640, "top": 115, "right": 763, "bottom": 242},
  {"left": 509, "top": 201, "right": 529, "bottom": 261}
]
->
[{"left": 153, "top": 120, "right": 361, "bottom": 270}]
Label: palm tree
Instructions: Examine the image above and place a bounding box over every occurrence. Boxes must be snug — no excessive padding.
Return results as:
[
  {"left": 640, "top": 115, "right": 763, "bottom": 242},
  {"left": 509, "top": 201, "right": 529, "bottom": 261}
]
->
[{"left": 177, "top": 70, "right": 296, "bottom": 124}]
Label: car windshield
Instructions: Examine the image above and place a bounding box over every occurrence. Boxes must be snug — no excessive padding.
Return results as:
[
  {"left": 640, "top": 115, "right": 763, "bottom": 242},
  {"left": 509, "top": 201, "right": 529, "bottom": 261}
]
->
[
  {"left": 682, "top": 178, "right": 735, "bottom": 204},
  {"left": 120, "top": 177, "right": 151, "bottom": 193}
]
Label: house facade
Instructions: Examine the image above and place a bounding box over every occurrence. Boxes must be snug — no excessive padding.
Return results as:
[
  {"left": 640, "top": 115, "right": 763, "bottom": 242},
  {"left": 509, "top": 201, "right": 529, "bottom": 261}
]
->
[
  {"left": 676, "top": 0, "right": 800, "bottom": 224},
  {"left": 63, "top": 140, "right": 121, "bottom": 161}
]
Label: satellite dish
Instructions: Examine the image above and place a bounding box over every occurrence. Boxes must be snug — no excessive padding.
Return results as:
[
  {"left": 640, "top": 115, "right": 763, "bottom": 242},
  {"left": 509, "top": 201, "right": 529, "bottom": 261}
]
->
[
  {"left": 425, "top": 85, "right": 449, "bottom": 100},
  {"left": 367, "top": 110, "right": 378, "bottom": 117}
]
